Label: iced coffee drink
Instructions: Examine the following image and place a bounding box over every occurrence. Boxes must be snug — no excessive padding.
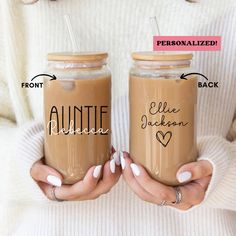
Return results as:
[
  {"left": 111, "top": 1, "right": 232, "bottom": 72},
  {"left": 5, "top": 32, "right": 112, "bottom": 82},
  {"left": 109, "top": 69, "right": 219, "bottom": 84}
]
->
[
  {"left": 129, "top": 52, "right": 197, "bottom": 186},
  {"left": 44, "top": 52, "right": 111, "bottom": 184}
]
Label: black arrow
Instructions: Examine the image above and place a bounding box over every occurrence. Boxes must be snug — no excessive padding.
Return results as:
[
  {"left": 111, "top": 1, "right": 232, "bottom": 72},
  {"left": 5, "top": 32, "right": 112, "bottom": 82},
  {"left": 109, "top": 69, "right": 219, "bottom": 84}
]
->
[
  {"left": 180, "top": 73, "right": 208, "bottom": 81},
  {"left": 31, "top": 74, "right": 57, "bottom": 81}
]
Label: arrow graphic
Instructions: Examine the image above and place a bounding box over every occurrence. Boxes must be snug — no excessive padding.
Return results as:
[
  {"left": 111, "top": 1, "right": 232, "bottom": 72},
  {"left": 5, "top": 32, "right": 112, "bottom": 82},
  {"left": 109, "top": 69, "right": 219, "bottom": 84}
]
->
[
  {"left": 31, "top": 74, "right": 57, "bottom": 81},
  {"left": 180, "top": 73, "right": 208, "bottom": 81}
]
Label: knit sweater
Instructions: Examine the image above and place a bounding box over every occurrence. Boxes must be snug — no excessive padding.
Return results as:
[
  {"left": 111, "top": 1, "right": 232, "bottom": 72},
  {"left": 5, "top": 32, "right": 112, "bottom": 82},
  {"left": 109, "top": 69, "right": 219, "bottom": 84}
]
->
[{"left": 1, "top": 0, "right": 236, "bottom": 235}]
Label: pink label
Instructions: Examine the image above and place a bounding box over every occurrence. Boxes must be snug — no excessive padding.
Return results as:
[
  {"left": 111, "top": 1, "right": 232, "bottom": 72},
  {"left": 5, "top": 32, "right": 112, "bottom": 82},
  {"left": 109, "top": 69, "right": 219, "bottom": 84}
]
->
[{"left": 153, "top": 36, "right": 221, "bottom": 51}]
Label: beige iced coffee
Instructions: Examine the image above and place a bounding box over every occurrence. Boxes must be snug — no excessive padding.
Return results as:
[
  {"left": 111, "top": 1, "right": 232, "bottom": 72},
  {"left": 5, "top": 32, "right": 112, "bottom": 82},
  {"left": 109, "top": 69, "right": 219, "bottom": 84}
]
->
[
  {"left": 44, "top": 52, "right": 111, "bottom": 184},
  {"left": 129, "top": 52, "right": 197, "bottom": 186}
]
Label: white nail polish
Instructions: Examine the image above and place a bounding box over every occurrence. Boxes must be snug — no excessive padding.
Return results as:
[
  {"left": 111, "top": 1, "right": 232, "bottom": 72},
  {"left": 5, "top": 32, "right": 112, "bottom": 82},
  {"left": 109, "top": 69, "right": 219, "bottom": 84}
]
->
[
  {"left": 120, "top": 152, "right": 126, "bottom": 170},
  {"left": 47, "top": 175, "right": 62, "bottom": 187},
  {"left": 110, "top": 159, "right": 116, "bottom": 173},
  {"left": 130, "top": 163, "right": 140, "bottom": 176},
  {"left": 113, "top": 152, "right": 120, "bottom": 166},
  {"left": 177, "top": 171, "right": 192, "bottom": 183},
  {"left": 93, "top": 165, "right": 102, "bottom": 178}
]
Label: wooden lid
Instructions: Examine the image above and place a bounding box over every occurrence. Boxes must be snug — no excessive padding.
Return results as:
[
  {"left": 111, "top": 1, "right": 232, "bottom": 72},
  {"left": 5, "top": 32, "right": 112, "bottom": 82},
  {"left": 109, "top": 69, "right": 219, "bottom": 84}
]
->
[
  {"left": 47, "top": 52, "right": 108, "bottom": 61},
  {"left": 132, "top": 52, "right": 193, "bottom": 61}
]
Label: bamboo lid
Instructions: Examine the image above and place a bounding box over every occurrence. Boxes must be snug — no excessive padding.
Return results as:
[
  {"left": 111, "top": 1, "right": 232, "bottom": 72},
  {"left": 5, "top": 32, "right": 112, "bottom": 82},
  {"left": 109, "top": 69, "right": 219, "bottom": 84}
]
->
[
  {"left": 47, "top": 52, "right": 108, "bottom": 61},
  {"left": 132, "top": 52, "right": 193, "bottom": 61}
]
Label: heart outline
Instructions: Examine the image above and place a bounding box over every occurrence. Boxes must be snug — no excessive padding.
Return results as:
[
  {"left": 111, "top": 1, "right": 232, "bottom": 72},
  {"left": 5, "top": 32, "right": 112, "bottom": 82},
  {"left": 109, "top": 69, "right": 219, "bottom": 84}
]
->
[{"left": 156, "top": 130, "right": 172, "bottom": 147}]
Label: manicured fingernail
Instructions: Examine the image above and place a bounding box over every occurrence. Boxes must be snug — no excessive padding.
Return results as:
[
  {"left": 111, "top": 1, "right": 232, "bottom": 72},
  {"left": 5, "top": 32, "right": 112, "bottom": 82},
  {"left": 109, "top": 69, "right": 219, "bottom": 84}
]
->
[
  {"left": 47, "top": 175, "right": 62, "bottom": 187},
  {"left": 120, "top": 152, "right": 126, "bottom": 170},
  {"left": 177, "top": 171, "right": 192, "bottom": 183},
  {"left": 113, "top": 152, "right": 120, "bottom": 166},
  {"left": 93, "top": 165, "right": 102, "bottom": 178},
  {"left": 130, "top": 163, "right": 140, "bottom": 176},
  {"left": 110, "top": 159, "right": 116, "bottom": 173}
]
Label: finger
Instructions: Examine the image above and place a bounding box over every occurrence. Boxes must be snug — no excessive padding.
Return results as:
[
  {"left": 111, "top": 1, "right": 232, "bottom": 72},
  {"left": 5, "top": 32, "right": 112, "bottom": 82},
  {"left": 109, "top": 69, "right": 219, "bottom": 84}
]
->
[
  {"left": 120, "top": 151, "right": 131, "bottom": 170},
  {"left": 30, "top": 160, "right": 63, "bottom": 187},
  {"left": 121, "top": 153, "right": 161, "bottom": 204},
  {"left": 194, "top": 176, "right": 211, "bottom": 190},
  {"left": 78, "top": 159, "right": 122, "bottom": 200},
  {"left": 111, "top": 146, "right": 116, "bottom": 154},
  {"left": 94, "top": 159, "right": 121, "bottom": 193},
  {"left": 172, "top": 203, "right": 193, "bottom": 211},
  {"left": 178, "top": 181, "right": 206, "bottom": 206},
  {"left": 128, "top": 161, "right": 176, "bottom": 203},
  {"left": 176, "top": 160, "right": 213, "bottom": 183},
  {"left": 112, "top": 150, "right": 121, "bottom": 166},
  {"left": 56, "top": 165, "right": 102, "bottom": 200},
  {"left": 171, "top": 175, "right": 211, "bottom": 208},
  {"left": 37, "top": 182, "right": 55, "bottom": 200}
]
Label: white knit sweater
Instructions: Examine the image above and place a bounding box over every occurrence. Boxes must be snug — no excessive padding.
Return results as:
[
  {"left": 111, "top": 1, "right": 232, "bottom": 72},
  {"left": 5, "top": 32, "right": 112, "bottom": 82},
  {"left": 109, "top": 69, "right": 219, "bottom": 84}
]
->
[{"left": 1, "top": 0, "right": 236, "bottom": 235}]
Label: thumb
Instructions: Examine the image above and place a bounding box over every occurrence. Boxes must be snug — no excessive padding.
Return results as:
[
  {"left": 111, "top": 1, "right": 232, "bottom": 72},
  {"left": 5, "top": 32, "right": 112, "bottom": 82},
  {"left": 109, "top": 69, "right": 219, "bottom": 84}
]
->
[
  {"left": 30, "top": 160, "right": 63, "bottom": 187},
  {"left": 176, "top": 160, "right": 213, "bottom": 183},
  {"left": 195, "top": 176, "right": 212, "bottom": 190}
]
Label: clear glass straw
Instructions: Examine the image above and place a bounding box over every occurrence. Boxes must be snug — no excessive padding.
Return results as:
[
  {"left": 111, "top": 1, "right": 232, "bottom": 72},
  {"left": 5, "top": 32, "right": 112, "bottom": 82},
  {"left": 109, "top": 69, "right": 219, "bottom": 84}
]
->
[
  {"left": 150, "top": 16, "right": 164, "bottom": 53},
  {"left": 64, "top": 14, "right": 78, "bottom": 52},
  {"left": 149, "top": 16, "right": 161, "bottom": 36}
]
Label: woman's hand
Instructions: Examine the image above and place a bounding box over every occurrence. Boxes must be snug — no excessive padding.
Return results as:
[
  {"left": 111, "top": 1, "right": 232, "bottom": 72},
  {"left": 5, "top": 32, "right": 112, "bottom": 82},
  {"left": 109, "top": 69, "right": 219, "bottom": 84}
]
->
[
  {"left": 30, "top": 152, "right": 121, "bottom": 201},
  {"left": 121, "top": 152, "right": 212, "bottom": 210}
]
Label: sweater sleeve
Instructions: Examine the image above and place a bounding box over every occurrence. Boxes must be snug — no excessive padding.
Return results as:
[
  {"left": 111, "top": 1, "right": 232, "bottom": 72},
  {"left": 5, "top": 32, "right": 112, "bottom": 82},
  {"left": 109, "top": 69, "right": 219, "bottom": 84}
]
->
[
  {"left": 164, "top": 8, "right": 236, "bottom": 214},
  {"left": 1, "top": 119, "right": 48, "bottom": 203},
  {"left": 0, "top": 118, "right": 17, "bottom": 201},
  {"left": 196, "top": 135, "right": 236, "bottom": 211},
  {"left": 0, "top": 2, "right": 49, "bottom": 203},
  {"left": 14, "top": 121, "right": 49, "bottom": 202},
  {"left": 169, "top": 133, "right": 236, "bottom": 214},
  {"left": 179, "top": 8, "right": 236, "bottom": 212}
]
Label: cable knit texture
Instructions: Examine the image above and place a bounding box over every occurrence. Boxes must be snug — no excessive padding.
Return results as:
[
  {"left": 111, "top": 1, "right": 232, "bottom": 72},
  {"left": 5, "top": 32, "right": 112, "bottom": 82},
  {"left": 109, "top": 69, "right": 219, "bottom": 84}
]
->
[{"left": 1, "top": 0, "right": 236, "bottom": 236}]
